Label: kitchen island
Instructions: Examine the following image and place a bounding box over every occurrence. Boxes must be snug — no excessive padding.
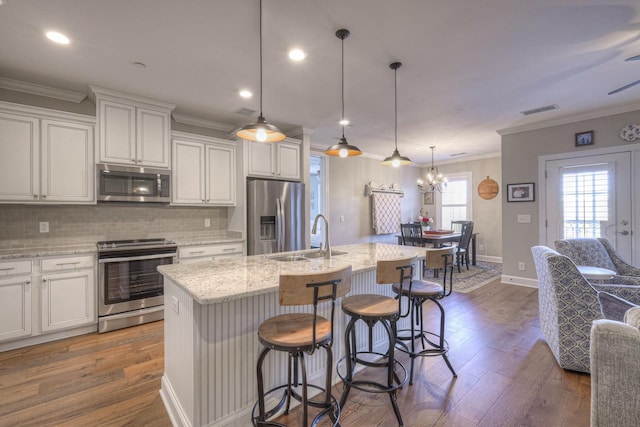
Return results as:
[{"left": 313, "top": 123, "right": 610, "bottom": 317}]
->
[{"left": 158, "top": 243, "right": 424, "bottom": 427}]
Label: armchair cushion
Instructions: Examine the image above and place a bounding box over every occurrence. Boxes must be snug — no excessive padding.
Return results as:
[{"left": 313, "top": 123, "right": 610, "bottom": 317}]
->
[
  {"left": 590, "top": 305, "right": 640, "bottom": 427},
  {"left": 554, "top": 238, "right": 617, "bottom": 272}
]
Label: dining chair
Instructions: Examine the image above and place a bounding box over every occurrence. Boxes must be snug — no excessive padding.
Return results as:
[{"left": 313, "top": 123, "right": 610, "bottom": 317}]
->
[
  {"left": 400, "top": 223, "right": 425, "bottom": 247},
  {"left": 455, "top": 221, "right": 474, "bottom": 272}
]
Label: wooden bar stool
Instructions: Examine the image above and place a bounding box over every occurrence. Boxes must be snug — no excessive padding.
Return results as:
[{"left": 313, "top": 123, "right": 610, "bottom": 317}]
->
[
  {"left": 337, "top": 255, "right": 415, "bottom": 427},
  {"left": 393, "top": 247, "right": 457, "bottom": 385},
  {"left": 253, "top": 265, "right": 352, "bottom": 427}
]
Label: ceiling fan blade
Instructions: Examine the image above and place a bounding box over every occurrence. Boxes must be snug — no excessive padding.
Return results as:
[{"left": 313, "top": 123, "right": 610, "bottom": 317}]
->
[
  {"left": 625, "top": 54, "right": 640, "bottom": 62},
  {"left": 608, "top": 79, "right": 640, "bottom": 95}
]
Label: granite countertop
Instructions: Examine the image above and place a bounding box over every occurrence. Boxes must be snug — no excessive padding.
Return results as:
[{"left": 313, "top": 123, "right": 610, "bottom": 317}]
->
[
  {"left": 0, "top": 236, "right": 245, "bottom": 260},
  {"left": 158, "top": 243, "right": 425, "bottom": 305}
]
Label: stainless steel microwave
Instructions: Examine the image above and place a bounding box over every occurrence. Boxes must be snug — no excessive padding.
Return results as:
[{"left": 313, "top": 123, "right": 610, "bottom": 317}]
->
[{"left": 97, "top": 164, "right": 171, "bottom": 203}]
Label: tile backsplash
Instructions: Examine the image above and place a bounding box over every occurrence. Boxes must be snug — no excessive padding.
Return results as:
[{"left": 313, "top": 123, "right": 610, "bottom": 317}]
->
[{"left": 0, "top": 204, "right": 231, "bottom": 249}]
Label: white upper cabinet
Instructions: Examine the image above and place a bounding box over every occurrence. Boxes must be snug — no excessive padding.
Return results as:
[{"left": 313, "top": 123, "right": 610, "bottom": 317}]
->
[
  {"left": 0, "top": 104, "right": 95, "bottom": 204},
  {"left": 90, "top": 86, "right": 175, "bottom": 169},
  {"left": 172, "top": 132, "right": 236, "bottom": 206},
  {"left": 247, "top": 138, "right": 301, "bottom": 180}
]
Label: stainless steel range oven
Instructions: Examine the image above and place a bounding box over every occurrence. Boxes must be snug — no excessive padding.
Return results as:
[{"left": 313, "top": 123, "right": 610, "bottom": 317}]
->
[{"left": 97, "top": 238, "right": 177, "bottom": 333}]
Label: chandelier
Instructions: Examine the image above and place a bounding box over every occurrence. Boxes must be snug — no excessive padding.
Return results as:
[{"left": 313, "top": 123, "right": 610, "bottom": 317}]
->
[{"left": 417, "top": 146, "right": 448, "bottom": 193}]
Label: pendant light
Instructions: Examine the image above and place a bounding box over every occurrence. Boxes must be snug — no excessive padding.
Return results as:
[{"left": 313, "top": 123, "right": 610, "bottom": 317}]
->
[
  {"left": 417, "top": 146, "right": 448, "bottom": 192},
  {"left": 381, "top": 62, "right": 412, "bottom": 167},
  {"left": 236, "top": 0, "right": 286, "bottom": 143},
  {"left": 324, "top": 29, "right": 362, "bottom": 157}
]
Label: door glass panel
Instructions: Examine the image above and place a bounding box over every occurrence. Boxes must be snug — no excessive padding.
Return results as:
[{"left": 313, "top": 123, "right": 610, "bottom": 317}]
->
[
  {"left": 561, "top": 166, "right": 609, "bottom": 238},
  {"left": 310, "top": 154, "right": 325, "bottom": 248}
]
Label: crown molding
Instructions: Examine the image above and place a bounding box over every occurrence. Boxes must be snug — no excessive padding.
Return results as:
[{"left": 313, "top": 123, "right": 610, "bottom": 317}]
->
[
  {"left": 171, "top": 112, "right": 234, "bottom": 133},
  {"left": 0, "top": 77, "right": 86, "bottom": 103},
  {"left": 497, "top": 101, "right": 640, "bottom": 136}
]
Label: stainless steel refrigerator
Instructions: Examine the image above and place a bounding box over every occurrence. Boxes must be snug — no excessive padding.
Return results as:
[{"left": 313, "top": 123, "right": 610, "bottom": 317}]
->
[{"left": 247, "top": 179, "right": 306, "bottom": 255}]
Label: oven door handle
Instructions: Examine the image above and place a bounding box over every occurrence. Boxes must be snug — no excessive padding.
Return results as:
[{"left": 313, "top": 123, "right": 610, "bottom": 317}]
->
[{"left": 98, "top": 253, "right": 177, "bottom": 263}]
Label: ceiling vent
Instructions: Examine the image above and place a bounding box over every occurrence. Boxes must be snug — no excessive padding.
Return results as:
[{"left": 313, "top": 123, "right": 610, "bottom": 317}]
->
[
  {"left": 236, "top": 107, "right": 256, "bottom": 116},
  {"left": 450, "top": 152, "right": 467, "bottom": 157},
  {"left": 520, "top": 104, "right": 559, "bottom": 116}
]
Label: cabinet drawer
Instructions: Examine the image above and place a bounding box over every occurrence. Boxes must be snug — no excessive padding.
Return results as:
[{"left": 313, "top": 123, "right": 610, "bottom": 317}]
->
[
  {"left": 41, "top": 255, "right": 94, "bottom": 272},
  {"left": 178, "top": 243, "right": 243, "bottom": 259},
  {"left": 0, "top": 260, "right": 32, "bottom": 277}
]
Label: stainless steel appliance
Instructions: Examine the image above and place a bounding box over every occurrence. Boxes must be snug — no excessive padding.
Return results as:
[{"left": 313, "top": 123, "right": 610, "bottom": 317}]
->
[
  {"left": 97, "top": 238, "right": 177, "bottom": 333},
  {"left": 97, "top": 163, "right": 170, "bottom": 203},
  {"left": 247, "top": 179, "right": 305, "bottom": 255}
]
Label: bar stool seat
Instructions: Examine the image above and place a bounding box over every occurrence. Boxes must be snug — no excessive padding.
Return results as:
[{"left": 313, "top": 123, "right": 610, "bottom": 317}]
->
[
  {"left": 337, "top": 255, "right": 416, "bottom": 427},
  {"left": 259, "top": 313, "right": 331, "bottom": 348},
  {"left": 253, "top": 265, "right": 352, "bottom": 427},
  {"left": 341, "top": 294, "right": 399, "bottom": 318},
  {"left": 392, "top": 280, "right": 441, "bottom": 297}
]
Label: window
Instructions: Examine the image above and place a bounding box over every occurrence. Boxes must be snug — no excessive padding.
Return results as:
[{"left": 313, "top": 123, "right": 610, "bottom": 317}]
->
[
  {"left": 561, "top": 165, "right": 609, "bottom": 238},
  {"left": 439, "top": 172, "right": 472, "bottom": 230}
]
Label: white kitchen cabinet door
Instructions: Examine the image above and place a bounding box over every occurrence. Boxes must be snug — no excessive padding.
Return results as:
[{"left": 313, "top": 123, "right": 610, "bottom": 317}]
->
[
  {"left": 276, "top": 141, "right": 301, "bottom": 180},
  {"left": 41, "top": 270, "right": 95, "bottom": 332},
  {"left": 137, "top": 107, "right": 170, "bottom": 168},
  {"left": 206, "top": 143, "right": 236, "bottom": 205},
  {"left": 41, "top": 119, "right": 94, "bottom": 203},
  {"left": 0, "top": 112, "right": 40, "bottom": 201},
  {"left": 0, "top": 276, "right": 32, "bottom": 341},
  {"left": 247, "top": 142, "right": 276, "bottom": 178},
  {"left": 172, "top": 139, "right": 206, "bottom": 205},
  {"left": 97, "top": 99, "right": 137, "bottom": 166},
  {"left": 246, "top": 139, "right": 301, "bottom": 180}
]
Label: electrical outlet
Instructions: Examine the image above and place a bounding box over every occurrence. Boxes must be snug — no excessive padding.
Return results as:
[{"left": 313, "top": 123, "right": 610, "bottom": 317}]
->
[
  {"left": 518, "top": 262, "right": 525, "bottom": 271},
  {"left": 171, "top": 296, "right": 179, "bottom": 314},
  {"left": 39, "top": 222, "right": 49, "bottom": 233},
  {"left": 479, "top": 243, "right": 485, "bottom": 251},
  {"left": 204, "top": 218, "right": 211, "bottom": 228},
  {"left": 517, "top": 214, "right": 531, "bottom": 223},
  {"left": 340, "top": 215, "right": 345, "bottom": 223}
]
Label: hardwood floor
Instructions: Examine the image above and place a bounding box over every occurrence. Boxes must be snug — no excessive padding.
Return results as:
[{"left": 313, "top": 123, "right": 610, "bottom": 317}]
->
[{"left": 0, "top": 280, "right": 591, "bottom": 426}]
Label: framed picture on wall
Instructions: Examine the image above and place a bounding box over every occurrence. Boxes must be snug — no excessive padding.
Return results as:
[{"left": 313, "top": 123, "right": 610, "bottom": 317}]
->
[
  {"left": 575, "top": 131, "right": 594, "bottom": 146},
  {"left": 423, "top": 191, "right": 434, "bottom": 205},
  {"left": 507, "top": 183, "right": 535, "bottom": 202}
]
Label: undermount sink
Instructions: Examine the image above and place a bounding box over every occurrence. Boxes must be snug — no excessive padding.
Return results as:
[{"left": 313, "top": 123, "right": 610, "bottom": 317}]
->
[
  {"left": 301, "top": 250, "right": 348, "bottom": 259},
  {"left": 268, "top": 255, "right": 309, "bottom": 262},
  {"left": 268, "top": 250, "right": 348, "bottom": 262}
]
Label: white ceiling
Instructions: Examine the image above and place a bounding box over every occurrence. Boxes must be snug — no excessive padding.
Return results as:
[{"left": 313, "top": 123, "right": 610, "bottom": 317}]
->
[{"left": 1, "top": 0, "right": 640, "bottom": 165}]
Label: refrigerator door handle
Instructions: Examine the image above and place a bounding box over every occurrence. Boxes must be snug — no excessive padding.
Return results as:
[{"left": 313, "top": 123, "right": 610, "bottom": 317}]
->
[{"left": 276, "top": 198, "right": 283, "bottom": 252}]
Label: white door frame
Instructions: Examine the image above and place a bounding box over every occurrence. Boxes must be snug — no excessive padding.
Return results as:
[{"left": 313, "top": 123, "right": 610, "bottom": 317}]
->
[{"left": 538, "top": 144, "right": 639, "bottom": 265}]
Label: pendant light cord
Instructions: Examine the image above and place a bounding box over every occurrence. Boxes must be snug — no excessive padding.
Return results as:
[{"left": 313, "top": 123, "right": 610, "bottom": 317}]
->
[
  {"left": 341, "top": 34, "right": 345, "bottom": 140},
  {"left": 259, "top": 0, "right": 263, "bottom": 116},
  {"left": 394, "top": 66, "right": 398, "bottom": 150}
]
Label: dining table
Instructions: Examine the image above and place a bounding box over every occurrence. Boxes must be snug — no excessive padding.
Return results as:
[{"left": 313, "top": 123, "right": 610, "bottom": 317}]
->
[{"left": 396, "top": 231, "right": 478, "bottom": 266}]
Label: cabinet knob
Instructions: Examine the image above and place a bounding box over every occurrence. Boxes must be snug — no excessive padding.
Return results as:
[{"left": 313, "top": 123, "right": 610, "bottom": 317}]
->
[
  {"left": 41, "top": 194, "right": 47, "bottom": 199},
  {"left": 131, "top": 159, "right": 136, "bottom": 163},
  {"left": 33, "top": 194, "right": 38, "bottom": 198},
  {"left": 25, "top": 280, "right": 31, "bottom": 285}
]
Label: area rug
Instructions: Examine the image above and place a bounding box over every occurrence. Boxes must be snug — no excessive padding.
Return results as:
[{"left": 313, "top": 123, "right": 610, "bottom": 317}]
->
[{"left": 422, "top": 261, "right": 502, "bottom": 293}]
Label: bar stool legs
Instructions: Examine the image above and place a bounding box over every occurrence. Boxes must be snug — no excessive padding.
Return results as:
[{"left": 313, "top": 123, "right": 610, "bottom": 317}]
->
[{"left": 337, "top": 315, "right": 407, "bottom": 426}]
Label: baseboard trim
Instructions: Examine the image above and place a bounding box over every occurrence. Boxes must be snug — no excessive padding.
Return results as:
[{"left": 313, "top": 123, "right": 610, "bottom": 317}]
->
[
  {"left": 501, "top": 275, "right": 538, "bottom": 288},
  {"left": 477, "top": 255, "right": 502, "bottom": 263}
]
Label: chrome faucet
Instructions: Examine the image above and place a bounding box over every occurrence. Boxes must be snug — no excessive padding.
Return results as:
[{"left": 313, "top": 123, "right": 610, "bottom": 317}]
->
[{"left": 312, "top": 214, "right": 331, "bottom": 259}]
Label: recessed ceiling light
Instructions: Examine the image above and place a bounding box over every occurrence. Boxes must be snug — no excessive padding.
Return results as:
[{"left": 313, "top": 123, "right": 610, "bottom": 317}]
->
[
  {"left": 288, "top": 48, "right": 307, "bottom": 61},
  {"left": 339, "top": 118, "right": 349, "bottom": 126},
  {"left": 45, "top": 31, "right": 70, "bottom": 45},
  {"left": 239, "top": 90, "right": 253, "bottom": 98}
]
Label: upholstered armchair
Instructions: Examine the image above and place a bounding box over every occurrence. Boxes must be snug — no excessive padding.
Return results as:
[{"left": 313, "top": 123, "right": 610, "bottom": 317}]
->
[
  {"left": 590, "top": 293, "right": 640, "bottom": 427},
  {"left": 531, "top": 246, "right": 640, "bottom": 373},
  {"left": 554, "top": 238, "right": 640, "bottom": 285}
]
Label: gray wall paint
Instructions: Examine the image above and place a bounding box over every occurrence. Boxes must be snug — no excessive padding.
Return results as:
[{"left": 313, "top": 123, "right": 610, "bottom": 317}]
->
[
  {"left": 326, "top": 155, "right": 423, "bottom": 246},
  {"left": 436, "top": 155, "right": 502, "bottom": 259},
  {"left": 501, "top": 108, "right": 640, "bottom": 279}
]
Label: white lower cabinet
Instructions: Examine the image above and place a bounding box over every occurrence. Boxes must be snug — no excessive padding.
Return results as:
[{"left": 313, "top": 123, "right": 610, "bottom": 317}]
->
[
  {"left": 178, "top": 242, "right": 244, "bottom": 264},
  {"left": 0, "top": 260, "right": 33, "bottom": 341},
  {"left": 41, "top": 269, "right": 95, "bottom": 332},
  {"left": 0, "top": 255, "right": 97, "bottom": 350}
]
